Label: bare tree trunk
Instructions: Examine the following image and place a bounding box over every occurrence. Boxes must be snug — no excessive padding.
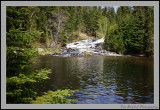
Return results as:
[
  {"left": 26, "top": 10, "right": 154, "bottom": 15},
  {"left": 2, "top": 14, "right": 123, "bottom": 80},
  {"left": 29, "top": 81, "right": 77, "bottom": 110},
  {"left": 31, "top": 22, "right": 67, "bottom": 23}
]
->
[
  {"left": 30, "top": 11, "right": 35, "bottom": 32},
  {"left": 55, "top": 10, "right": 63, "bottom": 48},
  {"left": 55, "top": 17, "right": 61, "bottom": 48},
  {"left": 50, "top": 9, "right": 67, "bottom": 48},
  {"left": 50, "top": 30, "right": 54, "bottom": 48}
]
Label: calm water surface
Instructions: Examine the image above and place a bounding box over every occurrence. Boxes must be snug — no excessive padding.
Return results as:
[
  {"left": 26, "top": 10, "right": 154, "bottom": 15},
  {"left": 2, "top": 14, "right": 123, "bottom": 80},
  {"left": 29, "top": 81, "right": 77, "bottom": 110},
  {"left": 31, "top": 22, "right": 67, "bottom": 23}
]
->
[{"left": 31, "top": 56, "right": 154, "bottom": 104}]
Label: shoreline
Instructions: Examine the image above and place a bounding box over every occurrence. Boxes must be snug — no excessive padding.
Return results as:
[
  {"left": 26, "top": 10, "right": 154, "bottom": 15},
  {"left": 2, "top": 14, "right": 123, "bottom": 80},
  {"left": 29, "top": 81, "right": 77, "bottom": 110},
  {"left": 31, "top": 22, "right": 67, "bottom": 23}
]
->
[{"left": 38, "top": 49, "right": 153, "bottom": 58}]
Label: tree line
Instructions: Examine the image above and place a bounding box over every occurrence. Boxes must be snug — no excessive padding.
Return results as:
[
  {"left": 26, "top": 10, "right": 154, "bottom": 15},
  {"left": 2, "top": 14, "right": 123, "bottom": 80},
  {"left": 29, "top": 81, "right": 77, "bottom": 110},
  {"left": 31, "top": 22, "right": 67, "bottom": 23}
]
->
[
  {"left": 6, "top": 6, "right": 154, "bottom": 104},
  {"left": 104, "top": 6, "right": 154, "bottom": 56},
  {"left": 7, "top": 6, "right": 154, "bottom": 55}
]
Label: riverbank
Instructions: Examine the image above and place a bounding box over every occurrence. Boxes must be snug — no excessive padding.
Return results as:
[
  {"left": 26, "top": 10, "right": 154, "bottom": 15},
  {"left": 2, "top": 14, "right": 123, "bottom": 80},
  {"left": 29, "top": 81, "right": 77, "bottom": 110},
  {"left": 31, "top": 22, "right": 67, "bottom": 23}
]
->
[
  {"left": 38, "top": 37, "right": 122, "bottom": 57},
  {"left": 38, "top": 47, "right": 153, "bottom": 58},
  {"left": 38, "top": 48, "right": 96, "bottom": 57},
  {"left": 37, "top": 37, "right": 153, "bottom": 58},
  {"left": 38, "top": 48, "right": 62, "bottom": 55}
]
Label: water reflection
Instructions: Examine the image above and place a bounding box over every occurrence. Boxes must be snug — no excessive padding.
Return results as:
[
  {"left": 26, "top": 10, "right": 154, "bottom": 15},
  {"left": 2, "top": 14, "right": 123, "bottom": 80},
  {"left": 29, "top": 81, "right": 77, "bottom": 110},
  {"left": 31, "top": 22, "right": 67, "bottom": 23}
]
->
[{"left": 31, "top": 56, "right": 154, "bottom": 104}]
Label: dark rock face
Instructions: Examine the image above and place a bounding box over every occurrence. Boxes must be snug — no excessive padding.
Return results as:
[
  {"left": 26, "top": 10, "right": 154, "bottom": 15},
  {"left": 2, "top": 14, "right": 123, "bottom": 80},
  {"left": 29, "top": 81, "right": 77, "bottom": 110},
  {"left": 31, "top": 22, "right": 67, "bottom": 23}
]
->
[
  {"left": 92, "top": 39, "right": 97, "bottom": 42},
  {"left": 74, "top": 43, "right": 79, "bottom": 45},
  {"left": 66, "top": 48, "right": 78, "bottom": 53},
  {"left": 95, "top": 43, "right": 100, "bottom": 48},
  {"left": 62, "top": 44, "right": 67, "bottom": 47}
]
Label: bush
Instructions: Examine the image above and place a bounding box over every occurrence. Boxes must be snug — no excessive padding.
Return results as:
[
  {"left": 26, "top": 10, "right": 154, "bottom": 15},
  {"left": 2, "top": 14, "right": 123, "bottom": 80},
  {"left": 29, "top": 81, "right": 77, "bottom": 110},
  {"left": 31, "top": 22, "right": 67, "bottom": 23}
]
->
[
  {"left": 82, "top": 51, "right": 93, "bottom": 56},
  {"left": 31, "top": 89, "right": 78, "bottom": 104}
]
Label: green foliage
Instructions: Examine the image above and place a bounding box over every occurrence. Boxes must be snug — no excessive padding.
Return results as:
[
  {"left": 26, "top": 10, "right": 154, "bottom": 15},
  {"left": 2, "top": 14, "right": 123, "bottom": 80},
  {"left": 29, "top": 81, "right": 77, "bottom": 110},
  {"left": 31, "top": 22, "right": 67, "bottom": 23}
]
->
[
  {"left": 7, "top": 69, "right": 52, "bottom": 104},
  {"left": 104, "top": 6, "right": 154, "bottom": 56},
  {"left": 83, "top": 6, "right": 100, "bottom": 37},
  {"left": 6, "top": 5, "right": 154, "bottom": 104},
  {"left": 27, "top": 69, "right": 51, "bottom": 82},
  {"left": 82, "top": 51, "right": 93, "bottom": 56},
  {"left": 7, "top": 47, "right": 39, "bottom": 77},
  {"left": 143, "top": 6, "right": 154, "bottom": 56},
  {"left": 6, "top": 6, "right": 52, "bottom": 104},
  {"left": 106, "top": 24, "right": 125, "bottom": 53},
  {"left": 97, "top": 16, "right": 109, "bottom": 36},
  {"left": 7, "top": 6, "right": 30, "bottom": 32},
  {"left": 109, "top": 7, "right": 115, "bottom": 21},
  {"left": 7, "top": 6, "right": 154, "bottom": 56},
  {"left": 31, "top": 89, "right": 78, "bottom": 104},
  {"left": 40, "top": 48, "right": 62, "bottom": 55}
]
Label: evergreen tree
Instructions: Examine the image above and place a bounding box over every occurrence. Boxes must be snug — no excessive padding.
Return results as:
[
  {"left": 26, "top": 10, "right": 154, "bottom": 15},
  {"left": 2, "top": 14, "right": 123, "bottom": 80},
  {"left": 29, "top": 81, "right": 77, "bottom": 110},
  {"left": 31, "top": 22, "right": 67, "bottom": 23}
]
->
[
  {"left": 104, "top": 6, "right": 154, "bottom": 55},
  {"left": 143, "top": 6, "right": 154, "bottom": 56},
  {"left": 102, "top": 6, "right": 108, "bottom": 16},
  {"left": 107, "top": 7, "right": 116, "bottom": 24},
  {"left": 6, "top": 6, "right": 51, "bottom": 103}
]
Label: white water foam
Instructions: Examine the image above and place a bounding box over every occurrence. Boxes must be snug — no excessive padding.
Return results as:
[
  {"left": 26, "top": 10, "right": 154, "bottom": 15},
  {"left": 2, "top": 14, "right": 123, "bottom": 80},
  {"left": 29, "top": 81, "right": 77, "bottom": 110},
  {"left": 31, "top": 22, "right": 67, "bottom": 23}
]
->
[{"left": 65, "top": 37, "right": 122, "bottom": 56}]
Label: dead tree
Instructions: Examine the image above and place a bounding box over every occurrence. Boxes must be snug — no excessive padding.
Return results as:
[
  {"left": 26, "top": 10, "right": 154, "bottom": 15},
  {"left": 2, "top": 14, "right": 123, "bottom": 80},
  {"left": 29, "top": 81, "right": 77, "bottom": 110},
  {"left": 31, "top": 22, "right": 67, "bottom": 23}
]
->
[{"left": 53, "top": 9, "right": 67, "bottom": 48}]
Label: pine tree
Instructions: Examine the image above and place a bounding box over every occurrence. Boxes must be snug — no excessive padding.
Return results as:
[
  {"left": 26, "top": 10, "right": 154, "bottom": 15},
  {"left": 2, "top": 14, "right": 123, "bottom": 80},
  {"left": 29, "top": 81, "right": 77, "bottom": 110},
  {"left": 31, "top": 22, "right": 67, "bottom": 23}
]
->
[
  {"left": 143, "top": 6, "right": 154, "bottom": 56},
  {"left": 102, "top": 6, "right": 108, "bottom": 16},
  {"left": 107, "top": 7, "right": 116, "bottom": 25}
]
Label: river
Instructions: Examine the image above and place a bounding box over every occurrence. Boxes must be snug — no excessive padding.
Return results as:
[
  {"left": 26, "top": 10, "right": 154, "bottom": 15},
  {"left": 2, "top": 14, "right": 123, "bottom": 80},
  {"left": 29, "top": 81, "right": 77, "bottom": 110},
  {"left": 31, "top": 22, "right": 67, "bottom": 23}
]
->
[{"left": 31, "top": 55, "right": 154, "bottom": 104}]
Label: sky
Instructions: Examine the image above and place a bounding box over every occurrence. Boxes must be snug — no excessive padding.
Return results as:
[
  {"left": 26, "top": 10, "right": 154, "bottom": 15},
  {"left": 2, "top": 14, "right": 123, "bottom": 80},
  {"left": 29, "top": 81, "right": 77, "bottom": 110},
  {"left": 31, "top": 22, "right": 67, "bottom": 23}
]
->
[{"left": 113, "top": 6, "right": 119, "bottom": 12}]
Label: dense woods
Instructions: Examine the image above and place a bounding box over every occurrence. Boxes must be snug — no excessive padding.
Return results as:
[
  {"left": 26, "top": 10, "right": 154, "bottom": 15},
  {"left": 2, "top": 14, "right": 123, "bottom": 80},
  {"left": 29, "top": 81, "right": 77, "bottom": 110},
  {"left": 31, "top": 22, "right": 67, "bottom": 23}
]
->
[{"left": 6, "top": 6, "right": 154, "bottom": 104}]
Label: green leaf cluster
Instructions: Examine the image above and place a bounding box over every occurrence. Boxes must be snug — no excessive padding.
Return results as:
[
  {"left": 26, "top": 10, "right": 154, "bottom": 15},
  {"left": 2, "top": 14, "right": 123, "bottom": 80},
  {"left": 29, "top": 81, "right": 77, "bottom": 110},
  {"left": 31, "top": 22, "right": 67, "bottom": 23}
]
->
[
  {"left": 6, "top": 6, "right": 79, "bottom": 104},
  {"left": 7, "top": 69, "right": 51, "bottom": 104},
  {"left": 104, "top": 6, "right": 154, "bottom": 56},
  {"left": 31, "top": 89, "right": 78, "bottom": 104}
]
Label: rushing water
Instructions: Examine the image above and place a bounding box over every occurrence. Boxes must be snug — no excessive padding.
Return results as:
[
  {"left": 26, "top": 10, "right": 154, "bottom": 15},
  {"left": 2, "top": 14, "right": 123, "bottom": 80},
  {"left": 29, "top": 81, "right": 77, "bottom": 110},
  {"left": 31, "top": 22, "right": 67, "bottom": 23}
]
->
[
  {"left": 57, "top": 37, "right": 123, "bottom": 57},
  {"left": 31, "top": 55, "right": 154, "bottom": 104},
  {"left": 66, "top": 37, "right": 105, "bottom": 53}
]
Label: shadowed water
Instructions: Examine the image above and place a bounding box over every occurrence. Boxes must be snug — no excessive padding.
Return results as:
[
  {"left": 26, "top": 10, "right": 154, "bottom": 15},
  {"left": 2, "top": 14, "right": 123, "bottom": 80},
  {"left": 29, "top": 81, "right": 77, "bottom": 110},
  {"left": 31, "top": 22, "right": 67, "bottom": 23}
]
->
[{"left": 31, "top": 56, "right": 154, "bottom": 104}]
